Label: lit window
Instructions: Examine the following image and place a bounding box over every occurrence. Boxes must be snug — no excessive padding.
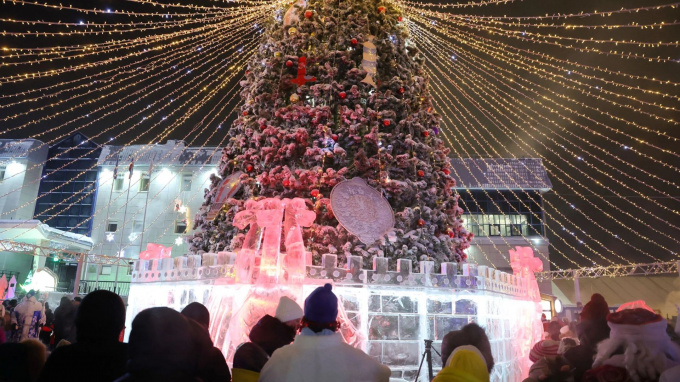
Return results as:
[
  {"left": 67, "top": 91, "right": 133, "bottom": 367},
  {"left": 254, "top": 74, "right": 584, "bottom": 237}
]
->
[
  {"left": 489, "top": 224, "right": 501, "bottom": 236},
  {"left": 113, "top": 178, "right": 124, "bottom": 192},
  {"left": 106, "top": 221, "right": 118, "bottom": 232},
  {"left": 139, "top": 173, "right": 150, "bottom": 192},
  {"left": 461, "top": 214, "right": 532, "bottom": 237},
  {"left": 133, "top": 220, "right": 144, "bottom": 232},
  {"left": 175, "top": 220, "right": 187, "bottom": 234},
  {"left": 180, "top": 174, "right": 192, "bottom": 191}
]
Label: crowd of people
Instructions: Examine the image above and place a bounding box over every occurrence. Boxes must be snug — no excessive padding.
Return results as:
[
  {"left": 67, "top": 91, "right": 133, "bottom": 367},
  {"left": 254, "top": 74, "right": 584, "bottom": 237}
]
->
[
  {"left": 2, "top": 288, "right": 680, "bottom": 382},
  {"left": 525, "top": 294, "right": 680, "bottom": 382}
]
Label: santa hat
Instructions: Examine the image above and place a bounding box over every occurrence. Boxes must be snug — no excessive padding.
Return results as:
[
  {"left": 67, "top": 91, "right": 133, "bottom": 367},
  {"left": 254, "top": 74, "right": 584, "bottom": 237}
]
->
[
  {"left": 275, "top": 296, "right": 303, "bottom": 323},
  {"left": 580, "top": 293, "right": 610, "bottom": 322},
  {"left": 592, "top": 308, "right": 680, "bottom": 381},
  {"left": 529, "top": 340, "right": 560, "bottom": 362}
]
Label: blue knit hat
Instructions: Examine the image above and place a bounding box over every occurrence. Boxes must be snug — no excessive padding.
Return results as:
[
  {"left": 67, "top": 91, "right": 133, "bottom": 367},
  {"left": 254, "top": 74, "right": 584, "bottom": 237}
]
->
[{"left": 304, "top": 283, "right": 338, "bottom": 323}]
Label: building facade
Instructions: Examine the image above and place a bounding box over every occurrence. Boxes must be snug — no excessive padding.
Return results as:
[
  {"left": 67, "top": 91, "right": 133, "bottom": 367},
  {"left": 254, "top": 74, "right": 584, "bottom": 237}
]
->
[
  {"left": 0, "top": 138, "right": 93, "bottom": 290},
  {"left": 88, "top": 141, "right": 221, "bottom": 285},
  {"left": 33, "top": 133, "right": 102, "bottom": 236},
  {"left": 0, "top": 139, "right": 48, "bottom": 221},
  {"left": 0, "top": 139, "right": 49, "bottom": 284},
  {"left": 450, "top": 158, "right": 552, "bottom": 275}
]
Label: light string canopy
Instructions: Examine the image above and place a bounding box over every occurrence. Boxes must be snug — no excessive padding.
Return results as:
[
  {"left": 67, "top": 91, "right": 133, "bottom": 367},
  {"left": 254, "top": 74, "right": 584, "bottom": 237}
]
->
[{"left": 0, "top": 0, "right": 678, "bottom": 272}]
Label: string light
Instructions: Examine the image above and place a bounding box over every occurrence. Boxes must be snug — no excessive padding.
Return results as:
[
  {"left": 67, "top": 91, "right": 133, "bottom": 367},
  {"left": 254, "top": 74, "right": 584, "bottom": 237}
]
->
[
  {"left": 1, "top": 0, "right": 678, "bottom": 274},
  {"left": 408, "top": 22, "right": 676, "bottom": 262}
]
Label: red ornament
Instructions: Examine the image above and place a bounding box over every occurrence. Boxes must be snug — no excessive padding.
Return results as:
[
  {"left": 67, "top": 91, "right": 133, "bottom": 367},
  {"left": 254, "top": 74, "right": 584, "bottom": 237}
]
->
[
  {"left": 311, "top": 189, "right": 320, "bottom": 198},
  {"left": 286, "top": 60, "right": 293, "bottom": 67},
  {"left": 304, "top": 10, "right": 313, "bottom": 18},
  {"left": 260, "top": 124, "right": 266, "bottom": 131},
  {"left": 398, "top": 16, "right": 403, "bottom": 22},
  {"left": 443, "top": 168, "right": 450, "bottom": 175},
  {"left": 417, "top": 170, "right": 425, "bottom": 177},
  {"left": 245, "top": 70, "right": 250, "bottom": 74},
  {"left": 378, "top": 6, "right": 386, "bottom": 13},
  {"left": 448, "top": 230, "right": 455, "bottom": 238},
  {"left": 242, "top": 111, "right": 248, "bottom": 116},
  {"left": 422, "top": 131, "right": 429, "bottom": 137},
  {"left": 351, "top": 38, "right": 358, "bottom": 46},
  {"left": 417, "top": 218, "right": 425, "bottom": 226},
  {"left": 399, "top": 87, "right": 405, "bottom": 94},
  {"left": 339, "top": 91, "right": 347, "bottom": 99},
  {"left": 283, "top": 179, "right": 291, "bottom": 188},
  {"left": 246, "top": 164, "right": 254, "bottom": 172},
  {"left": 331, "top": 134, "right": 338, "bottom": 141},
  {"left": 382, "top": 120, "right": 391, "bottom": 127}
]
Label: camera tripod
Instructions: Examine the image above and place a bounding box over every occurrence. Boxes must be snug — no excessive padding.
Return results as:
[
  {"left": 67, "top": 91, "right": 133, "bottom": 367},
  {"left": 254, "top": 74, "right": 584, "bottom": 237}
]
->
[{"left": 413, "top": 339, "right": 441, "bottom": 382}]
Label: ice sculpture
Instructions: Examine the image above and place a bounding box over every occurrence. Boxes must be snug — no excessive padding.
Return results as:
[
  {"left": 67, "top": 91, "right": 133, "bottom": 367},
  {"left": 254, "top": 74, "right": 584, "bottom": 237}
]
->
[
  {"left": 509, "top": 246, "right": 543, "bottom": 302},
  {"left": 139, "top": 243, "right": 172, "bottom": 260},
  {"left": 282, "top": 198, "right": 316, "bottom": 283},
  {"left": 128, "top": 205, "right": 544, "bottom": 381},
  {"left": 226, "top": 198, "right": 318, "bottom": 361}
]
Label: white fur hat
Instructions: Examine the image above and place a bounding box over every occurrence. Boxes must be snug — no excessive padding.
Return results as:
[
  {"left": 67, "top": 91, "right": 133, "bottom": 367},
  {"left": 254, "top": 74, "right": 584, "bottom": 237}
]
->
[{"left": 275, "top": 296, "right": 303, "bottom": 323}]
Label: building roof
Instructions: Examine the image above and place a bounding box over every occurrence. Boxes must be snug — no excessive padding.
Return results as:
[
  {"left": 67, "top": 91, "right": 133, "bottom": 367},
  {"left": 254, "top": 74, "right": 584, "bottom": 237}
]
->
[
  {"left": 450, "top": 158, "right": 552, "bottom": 191},
  {"left": 0, "top": 219, "right": 94, "bottom": 252},
  {"left": 0, "top": 139, "right": 48, "bottom": 164},
  {"left": 98, "top": 140, "right": 221, "bottom": 167}
]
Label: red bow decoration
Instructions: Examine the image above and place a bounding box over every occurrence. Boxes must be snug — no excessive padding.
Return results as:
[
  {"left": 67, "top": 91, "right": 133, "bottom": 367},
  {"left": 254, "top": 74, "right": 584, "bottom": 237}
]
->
[
  {"left": 139, "top": 243, "right": 172, "bottom": 260},
  {"left": 290, "top": 57, "right": 316, "bottom": 87}
]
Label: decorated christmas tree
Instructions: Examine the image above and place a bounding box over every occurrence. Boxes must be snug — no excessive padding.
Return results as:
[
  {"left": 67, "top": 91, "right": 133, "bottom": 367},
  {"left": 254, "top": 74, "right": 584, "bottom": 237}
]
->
[{"left": 190, "top": 0, "right": 472, "bottom": 266}]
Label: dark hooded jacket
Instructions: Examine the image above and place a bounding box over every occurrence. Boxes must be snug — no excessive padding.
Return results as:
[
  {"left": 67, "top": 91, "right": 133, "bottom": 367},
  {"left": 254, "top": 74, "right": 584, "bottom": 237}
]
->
[
  {"left": 115, "top": 307, "right": 201, "bottom": 382},
  {"left": 232, "top": 314, "right": 296, "bottom": 373},
  {"left": 52, "top": 297, "right": 76, "bottom": 344}
]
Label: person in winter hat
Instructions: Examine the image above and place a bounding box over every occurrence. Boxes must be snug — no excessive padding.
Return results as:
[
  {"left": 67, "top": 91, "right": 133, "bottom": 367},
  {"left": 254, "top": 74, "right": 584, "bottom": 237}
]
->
[
  {"left": 525, "top": 338, "right": 576, "bottom": 382},
  {"left": 590, "top": 307, "right": 680, "bottom": 381},
  {"left": 232, "top": 295, "right": 302, "bottom": 382},
  {"left": 530, "top": 340, "right": 561, "bottom": 363},
  {"left": 275, "top": 296, "right": 304, "bottom": 331},
  {"left": 564, "top": 294, "right": 611, "bottom": 381},
  {"left": 259, "top": 284, "right": 391, "bottom": 382},
  {"left": 441, "top": 323, "right": 495, "bottom": 372},
  {"left": 433, "top": 345, "right": 490, "bottom": 382},
  {"left": 579, "top": 294, "right": 609, "bottom": 322},
  {"left": 11, "top": 290, "right": 45, "bottom": 342},
  {"left": 53, "top": 296, "right": 76, "bottom": 345}
]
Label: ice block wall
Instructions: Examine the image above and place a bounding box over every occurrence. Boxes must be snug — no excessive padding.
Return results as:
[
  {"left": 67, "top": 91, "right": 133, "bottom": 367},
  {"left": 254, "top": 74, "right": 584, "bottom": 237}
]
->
[{"left": 127, "top": 254, "right": 542, "bottom": 382}]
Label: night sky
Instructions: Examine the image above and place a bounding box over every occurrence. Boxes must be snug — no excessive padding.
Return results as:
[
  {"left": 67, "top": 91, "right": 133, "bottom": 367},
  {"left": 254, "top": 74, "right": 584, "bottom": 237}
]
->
[{"left": 1, "top": 0, "right": 679, "bottom": 270}]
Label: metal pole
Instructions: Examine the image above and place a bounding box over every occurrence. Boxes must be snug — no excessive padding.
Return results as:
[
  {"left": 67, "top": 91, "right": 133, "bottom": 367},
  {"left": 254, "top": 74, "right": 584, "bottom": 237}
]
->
[
  {"left": 95, "top": 262, "right": 100, "bottom": 290},
  {"left": 137, "top": 169, "right": 152, "bottom": 256},
  {"left": 115, "top": 173, "right": 133, "bottom": 294},
  {"left": 72, "top": 254, "right": 84, "bottom": 297},
  {"left": 574, "top": 275, "right": 581, "bottom": 305}
]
